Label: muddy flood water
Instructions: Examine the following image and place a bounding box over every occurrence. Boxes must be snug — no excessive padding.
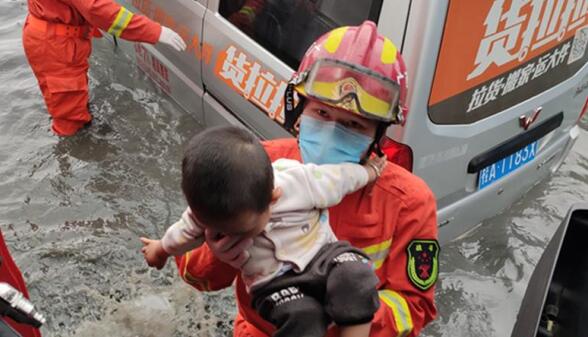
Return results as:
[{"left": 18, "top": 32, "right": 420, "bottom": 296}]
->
[{"left": 2, "top": 1, "right": 588, "bottom": 336}]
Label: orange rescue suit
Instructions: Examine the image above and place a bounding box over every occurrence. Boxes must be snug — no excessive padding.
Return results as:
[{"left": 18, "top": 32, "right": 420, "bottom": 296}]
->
[
  {"left": 175, "top": 138, "right": 439, "bottom": 337},
  {"left": 22, "top": 0, "right": 161, "bottom": 136}
]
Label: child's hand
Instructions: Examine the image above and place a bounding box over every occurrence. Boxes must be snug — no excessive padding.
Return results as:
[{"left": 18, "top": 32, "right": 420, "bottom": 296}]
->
[
  {"left": 140, "top": 237, "right": 169, "bottom": 270},
  {"left": 364, "top": 155, "right": 387, "bottom": 183},
  {"left": 204, "top": 229, "right": 253, "bottom": 269}
]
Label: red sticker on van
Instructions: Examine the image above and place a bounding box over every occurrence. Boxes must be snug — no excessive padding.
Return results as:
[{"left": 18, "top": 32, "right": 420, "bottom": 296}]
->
[{"left": 135, "top": 43, "right": 171, "bottom": 94}]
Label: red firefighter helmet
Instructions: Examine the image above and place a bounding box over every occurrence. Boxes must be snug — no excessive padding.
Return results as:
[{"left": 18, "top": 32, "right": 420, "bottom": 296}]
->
[{"left": 287, "top": 20, "right": 408, "bottom": 125}]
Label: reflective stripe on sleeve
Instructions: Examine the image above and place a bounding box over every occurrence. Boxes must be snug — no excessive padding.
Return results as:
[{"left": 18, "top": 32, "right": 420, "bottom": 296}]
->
[
  {"left": 379, "top": 289, "right": 414, "bottom": 337},
  {"left": 180, "top": 251, "right": 210, "bottom": 291},
  {"left": 362, "top": 239, "right": 391, "bottom": 270},
  {"left": 238, "top": 6, "right": 256, "bottom": 21},
  {"left": 107, "top": 7, "right": 134, "bottom": 37}
]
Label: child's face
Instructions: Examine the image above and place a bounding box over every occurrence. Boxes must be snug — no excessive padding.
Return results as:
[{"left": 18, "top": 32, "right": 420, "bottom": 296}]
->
[
  {"left": 212, "top": 207, "right": 271, "bottom": 239},
  {"left": 199, "top": 188, "right": 281, "bottom": 239}
]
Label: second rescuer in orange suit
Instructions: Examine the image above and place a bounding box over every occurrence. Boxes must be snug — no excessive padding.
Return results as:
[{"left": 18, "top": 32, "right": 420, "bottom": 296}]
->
[{"left": 23, "top": 0, "right": 186, "bottom": 136}]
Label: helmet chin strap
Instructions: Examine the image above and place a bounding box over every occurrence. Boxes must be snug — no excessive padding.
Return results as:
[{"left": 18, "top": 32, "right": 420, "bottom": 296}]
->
[
  {"left": 361, "top": 123, "right": 389, "bottom": 163},
  {"left": 361, "top": 102, "right": 402, "bottom": 162},
  {"left": 284, "top": 83, "right": 305, "bottom": 134}
]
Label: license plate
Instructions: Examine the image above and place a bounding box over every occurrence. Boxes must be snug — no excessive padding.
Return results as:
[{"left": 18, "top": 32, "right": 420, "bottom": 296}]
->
[{"left": 478, "top": 141, "right": 538, "bottom": 189}]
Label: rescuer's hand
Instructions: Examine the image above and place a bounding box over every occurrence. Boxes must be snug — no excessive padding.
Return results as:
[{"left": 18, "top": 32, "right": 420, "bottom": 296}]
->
[
  {"left": 158, "top": 26, "right": 187, "bottom": 52},
  {"left": 364, "top": 155, "right": 387, "bottom": 183},
  {"left": 204, "top": 229, "right": 253, "bottom": 269},
  {"left": 140, "top": 237, "right": 170, "bottom": 269}
]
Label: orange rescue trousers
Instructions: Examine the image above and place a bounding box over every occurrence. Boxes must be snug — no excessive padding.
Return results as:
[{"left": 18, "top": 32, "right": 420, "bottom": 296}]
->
[{"left": 23, "top": 15, "right": 93, "bottom": 136}]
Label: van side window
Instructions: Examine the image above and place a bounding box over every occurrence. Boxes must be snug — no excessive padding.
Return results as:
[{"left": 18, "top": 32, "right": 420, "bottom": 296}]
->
[{"left": 219, "top": 0, "right": 383, "bottom": 69}]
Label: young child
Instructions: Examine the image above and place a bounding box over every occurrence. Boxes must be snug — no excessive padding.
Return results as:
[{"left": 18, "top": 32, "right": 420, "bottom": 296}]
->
[{"left": 141, "top": 126, "right": 385, "bottom": 337}]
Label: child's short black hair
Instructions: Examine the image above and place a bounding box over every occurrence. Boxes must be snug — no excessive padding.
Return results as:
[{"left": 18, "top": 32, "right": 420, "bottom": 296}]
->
[{"left": 181, "top": 126, "right": 274, "bottom": 225}]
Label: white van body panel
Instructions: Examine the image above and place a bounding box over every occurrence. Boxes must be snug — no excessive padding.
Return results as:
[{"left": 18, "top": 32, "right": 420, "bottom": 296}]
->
[{"left": 104, "top": 0, "right": 587, "bottom": 244}]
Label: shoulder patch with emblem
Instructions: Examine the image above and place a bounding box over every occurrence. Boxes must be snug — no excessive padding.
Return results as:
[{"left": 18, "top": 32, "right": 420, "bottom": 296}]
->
[{"left": 406, "top": 239, "right": 439, "bottom": 291}]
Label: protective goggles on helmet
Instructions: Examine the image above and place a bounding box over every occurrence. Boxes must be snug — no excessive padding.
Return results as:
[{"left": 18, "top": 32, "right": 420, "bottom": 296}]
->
[{"left": 293, "top": 58, "right": 401, "bottom": 123}]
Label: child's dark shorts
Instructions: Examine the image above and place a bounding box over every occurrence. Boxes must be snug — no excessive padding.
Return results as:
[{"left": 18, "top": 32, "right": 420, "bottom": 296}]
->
[{"left": 251, "top": 240, "right": 380, "bottom": 337}]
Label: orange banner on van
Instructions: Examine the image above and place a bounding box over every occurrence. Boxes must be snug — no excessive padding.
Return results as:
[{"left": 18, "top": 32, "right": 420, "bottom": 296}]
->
[
  {"left": 214, "top": 45, "right": 287, "bottom": 123},
  {"left": 429, "top": 0, "right": 588, "bottom": 107}
]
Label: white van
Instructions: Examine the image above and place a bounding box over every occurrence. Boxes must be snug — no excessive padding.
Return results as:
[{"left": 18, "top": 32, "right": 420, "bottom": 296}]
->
[{"left": 103, "top": 0, "right": 588, "bottom": 243}]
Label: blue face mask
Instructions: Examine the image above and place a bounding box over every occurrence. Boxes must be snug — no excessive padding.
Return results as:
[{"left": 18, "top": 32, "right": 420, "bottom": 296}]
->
[{"left": 298, "top": 115, "right": 373, "bottom": 165}]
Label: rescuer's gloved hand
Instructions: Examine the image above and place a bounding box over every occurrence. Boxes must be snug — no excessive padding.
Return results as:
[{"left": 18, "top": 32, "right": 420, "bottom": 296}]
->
[{"left": 158, "top": 26, "right": 187, "bottom": 52}]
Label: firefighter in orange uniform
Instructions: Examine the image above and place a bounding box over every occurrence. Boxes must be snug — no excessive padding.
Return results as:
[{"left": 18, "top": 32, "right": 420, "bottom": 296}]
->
[
  {"left": 222, "top": 0, "right": 265, "bottom": 36},
  {"left": 175, "top": 21, "right": 438, "bottom": 337},
  {"left": 22, "top": 0, "right": 186, "bottom": 136}
]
